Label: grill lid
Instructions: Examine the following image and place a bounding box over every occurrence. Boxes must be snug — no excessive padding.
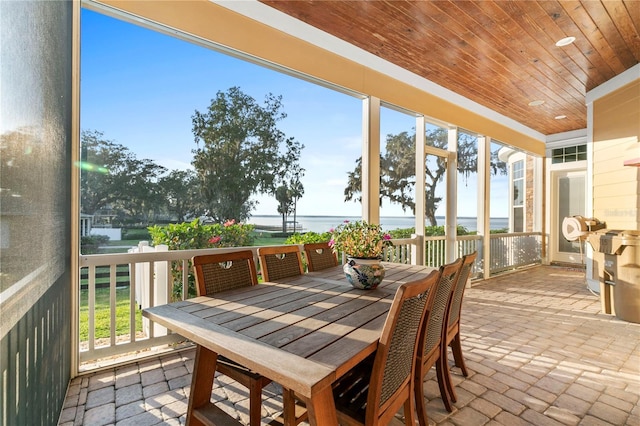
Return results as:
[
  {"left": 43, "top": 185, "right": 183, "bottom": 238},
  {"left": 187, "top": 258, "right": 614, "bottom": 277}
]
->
[{"left": 586, "top": 229, "right": 640, "bottom": 254}]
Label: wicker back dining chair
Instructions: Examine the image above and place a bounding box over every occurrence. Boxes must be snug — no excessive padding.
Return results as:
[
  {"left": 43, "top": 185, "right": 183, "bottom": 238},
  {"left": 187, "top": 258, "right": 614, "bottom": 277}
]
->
[
  {"left": 192, "top": 250, "right": 271, "bottom": 426},
  {"left": 331, "top": 269, "right": 441, "bottom": 426},
  {"left": 257, "top": 245, "right": 304, "bottom": 282},
  {"left": 414, "top": 258, "right": 463, "bottom": 426},
  {"left": 303, "top": 242, "right": 339, "bottom": 272},
  {"left": 257, "top": 245, "right": 306, "bottom": 425},
  {"left": 441, "top": 251, "right": 478, "bottom": 405}
]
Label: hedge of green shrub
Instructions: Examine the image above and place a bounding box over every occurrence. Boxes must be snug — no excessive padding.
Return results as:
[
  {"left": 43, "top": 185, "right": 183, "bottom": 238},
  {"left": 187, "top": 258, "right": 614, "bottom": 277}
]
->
[
  {"left": 81, "top": 234, "right": 110, "bottom": 254},
  {"left": 148, "top": 219, "right": 255, "bottom": 300}
]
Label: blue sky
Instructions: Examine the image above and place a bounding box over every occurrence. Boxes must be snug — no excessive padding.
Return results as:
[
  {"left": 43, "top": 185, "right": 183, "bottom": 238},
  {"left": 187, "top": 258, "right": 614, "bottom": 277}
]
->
[{"left": 81, "top": 9, "right": 508, "bottom": 218}]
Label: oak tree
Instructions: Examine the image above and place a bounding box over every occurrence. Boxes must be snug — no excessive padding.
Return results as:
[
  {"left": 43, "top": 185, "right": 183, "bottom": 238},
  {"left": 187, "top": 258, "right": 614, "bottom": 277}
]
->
[
  {"left": 158, "top": 169, "right": 205, "bottom": 222},
  {"left": 344, "top": 128, "right": 505, "bottom": 226},
  {"left": 191, "top": 87, "right": 304, "bottom": 223},
  {"left": 80, "top": 130, "right": 166, "bottom": 225}
]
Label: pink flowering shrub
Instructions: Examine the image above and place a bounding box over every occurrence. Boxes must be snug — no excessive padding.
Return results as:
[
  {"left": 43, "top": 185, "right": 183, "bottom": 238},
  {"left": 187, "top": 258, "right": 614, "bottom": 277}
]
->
[{"left": 148, "top": 218, "right": 255, "bottom": 299}]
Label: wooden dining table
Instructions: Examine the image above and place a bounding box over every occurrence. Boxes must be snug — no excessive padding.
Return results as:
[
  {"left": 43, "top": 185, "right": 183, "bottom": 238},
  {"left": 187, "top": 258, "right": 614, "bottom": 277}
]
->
[{"left": 142, "top": 262, "right": 436, "bottom": 426}]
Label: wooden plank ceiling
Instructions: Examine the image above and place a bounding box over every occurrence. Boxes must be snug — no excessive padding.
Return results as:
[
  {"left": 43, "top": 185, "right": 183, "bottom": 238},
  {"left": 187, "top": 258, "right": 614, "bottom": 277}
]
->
[{"left": 259, "top": 0, "right": 640, "bottom": 136}]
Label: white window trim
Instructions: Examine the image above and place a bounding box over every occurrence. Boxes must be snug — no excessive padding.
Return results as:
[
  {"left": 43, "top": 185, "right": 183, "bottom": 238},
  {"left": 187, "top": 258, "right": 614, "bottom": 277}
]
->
[{"left": 512, "top": 159, "right": 525, "bottom": 232}]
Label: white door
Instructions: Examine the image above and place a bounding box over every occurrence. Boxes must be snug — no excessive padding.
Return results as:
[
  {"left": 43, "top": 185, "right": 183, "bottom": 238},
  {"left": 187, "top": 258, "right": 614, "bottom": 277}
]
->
[{"left": 551, "top": 170, "right": 587, "bottom": 264}]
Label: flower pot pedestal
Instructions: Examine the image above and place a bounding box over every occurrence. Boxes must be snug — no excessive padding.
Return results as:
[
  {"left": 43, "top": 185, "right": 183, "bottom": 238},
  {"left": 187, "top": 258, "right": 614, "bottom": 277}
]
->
[{"left": 343, "top": 257, "right": 385, "bottom": 290}]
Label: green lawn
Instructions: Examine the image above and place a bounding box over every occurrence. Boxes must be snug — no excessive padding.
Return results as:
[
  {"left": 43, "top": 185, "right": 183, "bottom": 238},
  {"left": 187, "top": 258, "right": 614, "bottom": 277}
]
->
[
  {"left": 80, "top": 286, "right": 142, "bottom": 342},
  {"left": 252, "top": 234, "right": 287, "bottom": 246}
]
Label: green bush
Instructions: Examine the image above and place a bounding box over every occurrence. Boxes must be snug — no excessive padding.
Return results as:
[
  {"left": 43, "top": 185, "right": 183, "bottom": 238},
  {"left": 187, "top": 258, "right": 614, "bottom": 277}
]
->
[
  {"left": 148, "top": 219, "right": 255, "bottom": 300},
  {"left": 81, "top": 234, "right": 110, "bottom": 254},
  {"left": 388, "top": 225, "right": 471, "bottom": 238},
  {"left": 285, "top": 231, "right": 332, "bottom": 245},
  {"left": 122, "top": 227, "right": 151, "bottom": 241},
  {"left": 148, "top": 218, "right": 255, "bottom": 249},
  {"left": 271, "top": 232, "right": 292, "bottom": 238},
  {"left": 388, "top": 228, "right": 414, "bottom": 239}
]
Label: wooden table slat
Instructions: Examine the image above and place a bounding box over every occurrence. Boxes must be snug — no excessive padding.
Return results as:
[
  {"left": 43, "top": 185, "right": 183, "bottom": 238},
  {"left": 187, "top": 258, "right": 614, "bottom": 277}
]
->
[
  {"left": 196, "top": 279, "right": 351, "bottom": 324},
  {"left": 257, "top": 296, "right": 375, "bottom": 347},
  {"left": 309, "top": 312, "right": 389, "bottom": 377},
  {"left": 280, "top": 295, "right": 393, "bottom": 359},
  {"left": 241, "top": 287, "right": 383, "bottom": 340},
  {"left": 144, "top": 304, "right": 334, "bottom": 396}
]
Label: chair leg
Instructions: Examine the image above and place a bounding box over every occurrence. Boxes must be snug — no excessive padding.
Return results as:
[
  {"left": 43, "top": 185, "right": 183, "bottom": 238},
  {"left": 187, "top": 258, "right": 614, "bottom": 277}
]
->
[
  {"left": 436, "top": 356, "right": 453, "bottom": 412},
  {"left": 442, "top": 349, "right": 458, "bottom": 404},
  {"left": 403, "top": 394, "right": 416, "bottom": 426},
  {"left": 248, "top": 380, "right": 262, "bottom": 426},
  {"left": 414, "top": 364, "right": 429, "bottom": 426},
  {"left": 451, "top": 332, "right": 469, "bottom": 377}
]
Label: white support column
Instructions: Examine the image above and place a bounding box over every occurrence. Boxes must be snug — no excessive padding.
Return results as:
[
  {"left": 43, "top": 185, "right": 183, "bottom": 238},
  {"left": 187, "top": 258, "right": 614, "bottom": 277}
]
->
[
  {"left": 534, "top": 156, "right": 544, "bottom": 232},
  {"left": 534, "top": 155, "right": 545, "bottom": 264},
  {"left": 447, "top": 127, "right": 458, "bottom": 262},
  {"left": 585, "top": 100, "right": 598, "bottom": 292},
  {"left": 477, "top": 135, "right": 491, "bottom": 279},
  {"left": 362, "top": 96, "right": 381, "bottom": 224},
  {"left": 414, "top": 116, "right": 427, "bottom": 266}
]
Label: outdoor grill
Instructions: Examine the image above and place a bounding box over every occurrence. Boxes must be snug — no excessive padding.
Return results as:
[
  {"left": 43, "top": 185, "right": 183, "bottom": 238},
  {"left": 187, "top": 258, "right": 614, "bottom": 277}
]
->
[
  {"left": 563, "top": 215, "right": 640, "bottom": 323},
  {"left": 588, "top": 229, "right": 640, "bottom": 323}
]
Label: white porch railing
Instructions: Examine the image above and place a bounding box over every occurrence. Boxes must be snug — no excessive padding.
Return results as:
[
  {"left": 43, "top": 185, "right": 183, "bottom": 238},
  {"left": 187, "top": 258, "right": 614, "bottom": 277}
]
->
[
  {"left": 488, "top": 232, "right": 543, "bottom": 273},
  {"left": 421, "top": 232, "right": 542, "bottom": 276},
  {"left": 78, "top": 233, "right": 542, "bottom": 369},
  {"left": 381, "top": 237, "right": 416, "bottom": 264},
  {"left": 78, "top": 244, "right": 264, "bottom": 368},
  {"left": 423, "top": 235, "right": 482, "bottom": 275}
]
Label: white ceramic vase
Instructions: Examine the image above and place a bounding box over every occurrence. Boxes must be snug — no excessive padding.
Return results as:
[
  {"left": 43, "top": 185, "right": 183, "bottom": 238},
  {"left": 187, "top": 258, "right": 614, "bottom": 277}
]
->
[{"left": 343, "top": 257, "right": 386, "bottom": 290}]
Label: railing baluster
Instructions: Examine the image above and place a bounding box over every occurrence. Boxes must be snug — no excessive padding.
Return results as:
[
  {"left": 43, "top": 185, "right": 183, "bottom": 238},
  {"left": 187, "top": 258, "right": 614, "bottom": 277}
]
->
[
  {"left": 110, "top": 264, "right": 117, "bottom": 347},
  {"left": 167, "top": 258, "right": 172, "bottom": 304},
  {"left": 88, "top": 264, "right": 95, "bottom": 354},
  {"left": 148, "top": 261, "right": 155, "bottom": 339},
  {"left": 182, "top": 259, "right": 189, "bottom": 301},
  {"left": 129, "top": 261, "right": 136, "bottom": 343}
]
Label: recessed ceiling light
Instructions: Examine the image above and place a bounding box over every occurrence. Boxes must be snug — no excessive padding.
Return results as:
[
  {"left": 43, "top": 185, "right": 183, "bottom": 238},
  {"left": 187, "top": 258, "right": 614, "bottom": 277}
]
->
[
  {"left": 556, "top": 36, "right": 576, "bottom": 47},
  {"left": 528, "top": 100, "right": 545, "bottom": 106},
  {"left": 555, "top": 115, "right": 567, "bottom": 120}
]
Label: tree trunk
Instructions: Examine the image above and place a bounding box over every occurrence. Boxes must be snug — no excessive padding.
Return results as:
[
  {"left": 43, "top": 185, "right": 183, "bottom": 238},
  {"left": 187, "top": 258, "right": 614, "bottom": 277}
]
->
[
  {"left": 425, "top": 210, "right": 437, "bottom": 227},
  {"left": 293, "top": 199, "right": 297, "bottom": 233}
]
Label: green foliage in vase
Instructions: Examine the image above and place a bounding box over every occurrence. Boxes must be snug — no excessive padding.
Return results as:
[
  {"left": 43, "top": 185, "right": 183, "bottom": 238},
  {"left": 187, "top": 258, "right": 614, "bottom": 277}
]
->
[{"left": 329, "top": 220, "right": 393, "bottom": 259}]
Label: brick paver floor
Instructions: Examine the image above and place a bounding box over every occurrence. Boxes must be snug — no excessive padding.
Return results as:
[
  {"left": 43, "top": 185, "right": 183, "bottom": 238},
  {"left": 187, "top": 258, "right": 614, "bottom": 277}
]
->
[{"left": 59, "top": 266, "right": 640, "bottom": 425}]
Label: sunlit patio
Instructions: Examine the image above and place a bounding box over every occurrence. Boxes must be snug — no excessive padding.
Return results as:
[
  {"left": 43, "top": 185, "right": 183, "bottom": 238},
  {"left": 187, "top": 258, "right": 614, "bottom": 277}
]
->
[
  {"left": 4, "top": 1, "right": 639, "bottom": 424},
  {"left": 58, "top": 266, "right": 640, "bottom": 426}
]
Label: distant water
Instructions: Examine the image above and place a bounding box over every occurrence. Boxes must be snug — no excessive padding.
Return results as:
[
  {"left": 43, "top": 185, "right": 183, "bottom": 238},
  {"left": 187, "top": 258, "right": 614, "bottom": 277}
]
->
[{"left": 247, "top": 215, "right": 508, "bottom": 233}]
